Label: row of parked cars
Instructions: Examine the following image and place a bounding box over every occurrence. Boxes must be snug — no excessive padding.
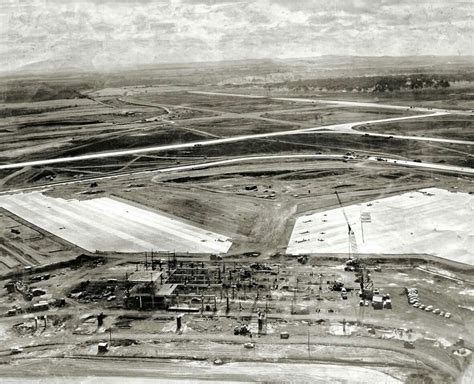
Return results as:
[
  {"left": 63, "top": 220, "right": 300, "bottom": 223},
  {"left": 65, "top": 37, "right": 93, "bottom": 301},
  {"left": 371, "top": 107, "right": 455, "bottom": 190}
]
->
[{"left": 407, "top": 288, "right": 451, "bottom": 318}]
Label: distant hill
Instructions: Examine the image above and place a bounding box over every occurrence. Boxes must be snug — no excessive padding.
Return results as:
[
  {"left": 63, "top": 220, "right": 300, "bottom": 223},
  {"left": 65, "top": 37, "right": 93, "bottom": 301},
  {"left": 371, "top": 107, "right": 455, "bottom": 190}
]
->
[{"left": 0, "top": 56, "right": 472, "bottom": 103}]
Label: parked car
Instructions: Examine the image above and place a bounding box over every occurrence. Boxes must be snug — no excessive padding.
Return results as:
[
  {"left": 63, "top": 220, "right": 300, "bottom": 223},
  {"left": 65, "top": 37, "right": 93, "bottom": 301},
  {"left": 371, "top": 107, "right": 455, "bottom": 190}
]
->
[{"left": 10, "top": 347, "right": 23, "bottom": 354}]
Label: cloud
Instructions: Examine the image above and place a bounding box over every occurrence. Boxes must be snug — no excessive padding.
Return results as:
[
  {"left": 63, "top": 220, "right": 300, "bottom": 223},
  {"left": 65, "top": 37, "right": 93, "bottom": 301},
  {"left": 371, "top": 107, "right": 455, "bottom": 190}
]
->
[{"left": 0, "top": 0, "right": 471, "bottom": 72}]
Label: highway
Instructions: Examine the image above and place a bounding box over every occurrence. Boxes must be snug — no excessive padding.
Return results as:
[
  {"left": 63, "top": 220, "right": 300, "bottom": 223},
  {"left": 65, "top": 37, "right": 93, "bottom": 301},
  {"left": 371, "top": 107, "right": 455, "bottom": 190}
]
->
[{"left": 1, "top": 110, "right": 471, "bottom": 171}]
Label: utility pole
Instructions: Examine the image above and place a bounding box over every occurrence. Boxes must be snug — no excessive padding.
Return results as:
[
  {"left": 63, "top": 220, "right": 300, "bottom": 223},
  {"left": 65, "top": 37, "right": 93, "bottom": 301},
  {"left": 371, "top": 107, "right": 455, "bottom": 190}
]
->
[
  {"left": 319, "top": 274, "right": 322, "bottom": 299},
  {"left": 292, "top": 287, "right": 296, "bottom": 314},
  {"left": 307, "top": 324, "right": 311, "bottom": 358},
  {"left": 151, "top": 273, "right": 154, "bottom": 309}
]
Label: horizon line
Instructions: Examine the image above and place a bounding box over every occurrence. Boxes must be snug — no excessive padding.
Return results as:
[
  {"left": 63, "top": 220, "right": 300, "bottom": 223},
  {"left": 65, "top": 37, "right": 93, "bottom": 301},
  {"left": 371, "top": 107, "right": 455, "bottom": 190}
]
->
[{"left": 1, "top": 54, "right": 473, "bottom": 78}]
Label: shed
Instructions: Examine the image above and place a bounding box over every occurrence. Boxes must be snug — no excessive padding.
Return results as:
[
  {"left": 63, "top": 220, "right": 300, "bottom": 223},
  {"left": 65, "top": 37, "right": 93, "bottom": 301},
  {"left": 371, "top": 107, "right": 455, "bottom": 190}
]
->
[
  {"left": 280, "top": 331, "right": 290, "bottom": 339},
  {"left": 372, "top": 295, "right": 383, "bottom": 310},
  {"left": 32, "top": 301, "right": 49, "bottom": 312}
]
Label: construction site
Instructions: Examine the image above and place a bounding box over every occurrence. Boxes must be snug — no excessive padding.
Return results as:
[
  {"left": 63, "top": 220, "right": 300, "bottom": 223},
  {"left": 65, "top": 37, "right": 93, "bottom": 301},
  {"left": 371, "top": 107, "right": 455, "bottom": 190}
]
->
[{"left": 0, "top": 56, "right": 473, "bottom": 383}]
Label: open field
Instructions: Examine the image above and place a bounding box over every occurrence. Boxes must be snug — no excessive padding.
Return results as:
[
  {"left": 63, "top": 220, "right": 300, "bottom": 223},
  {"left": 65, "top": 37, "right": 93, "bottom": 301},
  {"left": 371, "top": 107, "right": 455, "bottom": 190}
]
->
[
  {"left": 360, "top": 114, "right": 474, "bottom": 141},
  {"left": 157, "top": 132, "right": 472, "bottom": 168},
  {"left": 287, "top": 188, "right": 474, "bottom": 265},
  {"left": 4, "top": 85, "right": 462, "bottom": 166},
  {"left": 0, "top": 97, "right": 167, "bottom": 161},
  {"left": 177, "top": 117, "right": 300, "bottom": 137},
  {"left": 262, "top": 105, "right": 419, "bottom": 125},
  {"left": 0, "top": 192, "right": 232, "bottom": 253},
  {"left": 128, "top": 91, "right": 308, "bottom": 113},
  {"left": 0, "top": 57, "right": 472, "bottom": 383}
]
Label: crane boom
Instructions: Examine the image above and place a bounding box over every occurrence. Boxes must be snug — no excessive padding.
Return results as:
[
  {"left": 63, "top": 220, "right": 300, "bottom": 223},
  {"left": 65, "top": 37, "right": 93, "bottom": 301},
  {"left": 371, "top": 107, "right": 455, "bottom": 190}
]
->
[
  {"left": 334, "top": 191, "right": 359, "bottom": 260},
  {"left": 335, "top": 191, "right": 351, "bottom": 233}
]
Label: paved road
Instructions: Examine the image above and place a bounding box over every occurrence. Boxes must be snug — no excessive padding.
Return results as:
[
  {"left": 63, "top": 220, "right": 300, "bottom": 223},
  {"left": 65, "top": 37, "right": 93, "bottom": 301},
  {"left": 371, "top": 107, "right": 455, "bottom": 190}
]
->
[{"left": 2, "top": 111, "right": 469, "bottom": 171}]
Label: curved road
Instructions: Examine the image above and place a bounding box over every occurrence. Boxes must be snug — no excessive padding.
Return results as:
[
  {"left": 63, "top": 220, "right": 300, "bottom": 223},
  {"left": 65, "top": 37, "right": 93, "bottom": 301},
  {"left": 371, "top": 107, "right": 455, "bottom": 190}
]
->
[
  {"left": 1, "top": 153, "right": 472, "bottom": 196},
  {"left": 1, "top": 110, "right": 471, "bottom": 171}
]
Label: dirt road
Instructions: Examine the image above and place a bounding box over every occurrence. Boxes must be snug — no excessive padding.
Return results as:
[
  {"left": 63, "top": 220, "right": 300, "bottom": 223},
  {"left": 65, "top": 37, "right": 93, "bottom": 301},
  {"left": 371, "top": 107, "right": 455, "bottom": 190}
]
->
[
  {"left": 0, "top": 359, "right": 402, "bottom": 383},
  {"left": 1, "top": 152, "right": 472, "bottom": 197}
]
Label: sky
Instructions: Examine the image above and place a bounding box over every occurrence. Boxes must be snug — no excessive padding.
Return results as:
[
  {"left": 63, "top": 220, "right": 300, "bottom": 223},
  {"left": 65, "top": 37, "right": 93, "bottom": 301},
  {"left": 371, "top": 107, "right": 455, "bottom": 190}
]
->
[{"left": 1, "top": 0, "right": 472, "bottom": 72}]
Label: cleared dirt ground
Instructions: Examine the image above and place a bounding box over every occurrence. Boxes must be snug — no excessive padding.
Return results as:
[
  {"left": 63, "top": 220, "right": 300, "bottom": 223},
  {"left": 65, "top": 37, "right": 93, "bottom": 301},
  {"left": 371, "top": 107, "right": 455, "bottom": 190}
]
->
[{"left": 0, "top": 208, "right": 80, "bottom": 273}]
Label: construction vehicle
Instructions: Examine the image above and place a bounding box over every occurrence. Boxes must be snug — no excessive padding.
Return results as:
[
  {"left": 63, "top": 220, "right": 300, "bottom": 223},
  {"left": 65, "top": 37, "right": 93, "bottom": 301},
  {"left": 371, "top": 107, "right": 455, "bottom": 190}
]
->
[
  {"left": 341, "top": 288, "right": 348, "bottom": 300},
  {"left": 234, "top": 324, "right": 251, "bottom": 336},
  {"left": 297, "top": 255, "right": 308, "bottom": 264},
  {"left": 330, "top": 281, "right": 345, "bottom": 291},
  {"left": 334, "top": 191, "right": 373, "bottom": 299}
]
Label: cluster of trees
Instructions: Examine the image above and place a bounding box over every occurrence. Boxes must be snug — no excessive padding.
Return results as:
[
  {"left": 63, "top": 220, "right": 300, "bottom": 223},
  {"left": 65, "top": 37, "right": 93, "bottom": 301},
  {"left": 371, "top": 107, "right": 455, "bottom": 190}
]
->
[
  {"left": 373, "top": 75, "right": 450, "bottom": 93},
  {"left": 271, "top": 73, "right": 457, "bottom": 93},
  {"left": 1, "top": 82, "right": 90, "bottom": 103}
]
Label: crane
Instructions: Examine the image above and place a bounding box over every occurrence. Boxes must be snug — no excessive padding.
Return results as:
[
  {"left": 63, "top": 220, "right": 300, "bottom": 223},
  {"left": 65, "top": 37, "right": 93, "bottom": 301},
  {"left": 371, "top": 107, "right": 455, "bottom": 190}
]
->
[
  {"left": 334, "top": 191, "right": 359, "bottom": 261},
  {"left": 334, "top": 191, "right": 373, "bottom": 296}
]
